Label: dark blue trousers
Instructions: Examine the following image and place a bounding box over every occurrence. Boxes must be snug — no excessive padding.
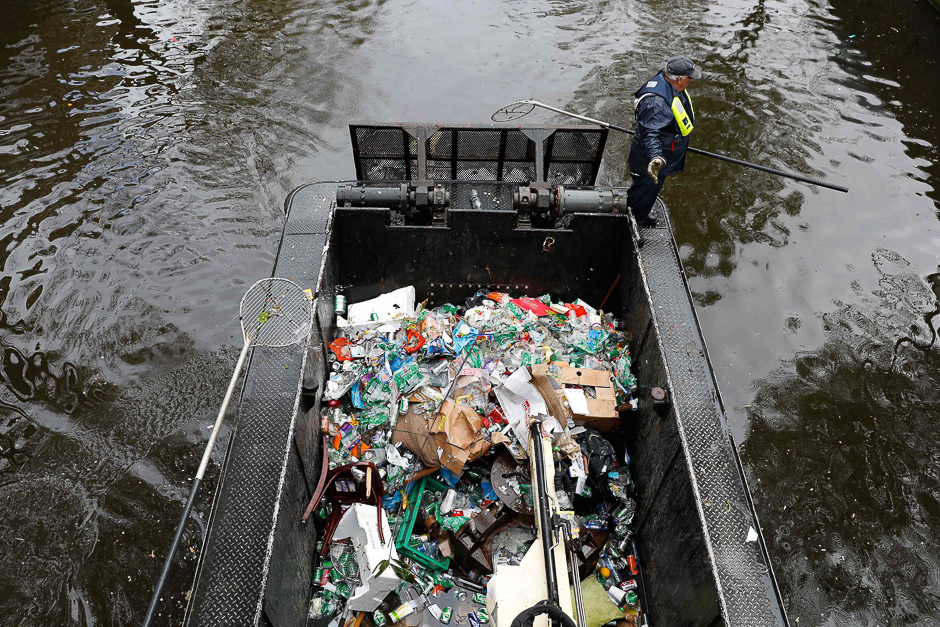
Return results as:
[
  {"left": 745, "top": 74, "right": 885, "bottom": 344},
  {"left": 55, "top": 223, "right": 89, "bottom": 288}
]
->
[{"left": 627, "top": 170, "right": 667, "bottom": 223}]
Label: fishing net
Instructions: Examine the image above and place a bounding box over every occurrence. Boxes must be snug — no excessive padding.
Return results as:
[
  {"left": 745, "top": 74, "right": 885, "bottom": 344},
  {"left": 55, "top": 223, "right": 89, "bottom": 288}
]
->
[
  {"left": 491, "top": 100, "right": 536, "bottom": 122},
  {"left": 239, "top": 278, "right": 313, "bottom": 347}
]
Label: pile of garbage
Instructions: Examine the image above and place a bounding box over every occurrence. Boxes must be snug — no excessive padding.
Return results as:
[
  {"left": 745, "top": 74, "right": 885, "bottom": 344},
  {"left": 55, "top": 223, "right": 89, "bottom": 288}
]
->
[{"left": 308, "top": 287, "right": 644, "bottom": 627}]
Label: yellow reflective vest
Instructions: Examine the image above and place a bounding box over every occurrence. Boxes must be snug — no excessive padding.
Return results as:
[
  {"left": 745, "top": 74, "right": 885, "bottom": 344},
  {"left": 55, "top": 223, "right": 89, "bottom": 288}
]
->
[{"left": 670, "top": 92, "right": 694, "bottom": 136}]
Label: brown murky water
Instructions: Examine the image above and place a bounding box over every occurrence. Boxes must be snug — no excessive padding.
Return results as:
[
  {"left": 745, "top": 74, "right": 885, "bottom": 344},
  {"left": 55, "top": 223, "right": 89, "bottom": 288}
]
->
[{"left": 1, "top": 0, "right": 938, "bottom": 625}]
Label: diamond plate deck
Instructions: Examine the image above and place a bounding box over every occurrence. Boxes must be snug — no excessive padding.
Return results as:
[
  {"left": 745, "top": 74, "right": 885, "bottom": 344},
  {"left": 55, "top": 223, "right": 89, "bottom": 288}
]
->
[
  {"left": 185, "top": 346, "right": 305, "bottom": 626},
  {"left": 185, "top": 185, "right": 333, "bottom": 627},
  {"left": 638, "top": 199, "right": 788, "bottom": 627}
]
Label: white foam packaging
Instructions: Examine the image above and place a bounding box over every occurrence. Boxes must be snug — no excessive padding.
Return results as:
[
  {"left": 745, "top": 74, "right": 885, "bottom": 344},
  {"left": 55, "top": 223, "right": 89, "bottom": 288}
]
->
[
  {"left": 346, "top": 286, "right": 416, "bottom": 326},
  {"left": 331, "top": 503, "right": 401, "bottom": 611}
]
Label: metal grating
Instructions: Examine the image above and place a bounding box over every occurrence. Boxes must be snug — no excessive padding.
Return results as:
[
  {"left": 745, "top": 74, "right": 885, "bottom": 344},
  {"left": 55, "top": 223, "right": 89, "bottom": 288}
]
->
[
  {"left": 548, "top": 129, "right": 603, "bottom": 160},
  {"left": 283, "top": 184, "right": 335, "bottom": 235},
  {"left": 186, "top": 183, "right": 334, "bottom": 627},
  {"left": 350, "top": 123, "right": 607, "bottom": 185},
  {"left": 546, "top": 162, "right": 594, "bottom": 185},
  {"left": 637, "top": 200, "right": 788, "bottom": 627},
  {"left": 185, "top": 346, "right": 306, "bottom": 626},
  {"left": 456, "top": 160, "right": 500, "bottom": 181},
  {"left": 358, "top": 158, "right": 409, "bottom": 181},
  {"left": 502, "top": 161, "right": 536, "bottom": 182}
]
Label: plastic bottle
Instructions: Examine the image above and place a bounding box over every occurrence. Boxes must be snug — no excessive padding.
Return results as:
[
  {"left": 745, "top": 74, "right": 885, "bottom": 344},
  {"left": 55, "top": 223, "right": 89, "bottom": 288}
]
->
[{"left": 470, "top": 189, "right": 483, "bottom": 210}]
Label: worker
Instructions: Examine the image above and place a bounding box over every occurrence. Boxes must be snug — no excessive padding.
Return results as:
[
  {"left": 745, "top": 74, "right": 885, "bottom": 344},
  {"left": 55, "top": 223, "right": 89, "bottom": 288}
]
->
[{"left": 627, "top": 56, "right": 702, "bottom": 227}]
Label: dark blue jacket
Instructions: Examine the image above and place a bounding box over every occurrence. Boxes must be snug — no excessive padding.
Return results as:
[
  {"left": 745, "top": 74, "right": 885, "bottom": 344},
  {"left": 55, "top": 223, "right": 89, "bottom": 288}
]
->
[{"left": 628, "top": 72, "right": 694, "bottom": 177}]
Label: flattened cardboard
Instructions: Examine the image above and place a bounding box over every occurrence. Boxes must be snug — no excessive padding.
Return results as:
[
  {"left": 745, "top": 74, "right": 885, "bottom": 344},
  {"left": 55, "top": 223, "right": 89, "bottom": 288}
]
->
[
  {"left": 528, "top": 364, "right": 573, "bottom": 427},
  {"left": 530, "top": 363, "right": 619, "bottom": 431},
  {"left": 431, "top": 400, "right": 490, "bottom": 475},
  {"left": 392, "top": 405, "right": 441, "bottom": 468}
]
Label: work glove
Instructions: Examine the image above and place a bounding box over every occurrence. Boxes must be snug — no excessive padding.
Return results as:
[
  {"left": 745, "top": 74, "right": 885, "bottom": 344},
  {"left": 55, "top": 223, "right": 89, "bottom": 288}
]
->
[{"left": 647, "top": 157, "right": 665, "bottom": 184}]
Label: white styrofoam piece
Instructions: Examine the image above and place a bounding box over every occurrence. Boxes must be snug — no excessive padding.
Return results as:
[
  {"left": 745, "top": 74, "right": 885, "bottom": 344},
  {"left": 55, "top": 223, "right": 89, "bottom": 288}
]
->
[
  {"left": 332, "top": 503, "right": 401, "bottom": 611},
  {"left": 562, "top": 388, "right": 590, "bottom": 416},
  {"left": 347, "top": 286, "right": 416, "bottom": 325}
]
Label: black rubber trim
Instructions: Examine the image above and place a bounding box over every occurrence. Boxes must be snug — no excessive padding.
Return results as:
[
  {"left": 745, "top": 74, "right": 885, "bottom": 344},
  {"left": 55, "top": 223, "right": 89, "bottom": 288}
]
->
[{"left": 509, "top": 602, "right": 578, "bottom": 627}]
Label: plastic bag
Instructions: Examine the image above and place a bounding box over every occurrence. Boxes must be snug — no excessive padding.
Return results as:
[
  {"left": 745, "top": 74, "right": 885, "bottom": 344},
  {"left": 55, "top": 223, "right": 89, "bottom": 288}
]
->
[{"left": 576, "top": 429, "right": 618, "bottom": 477}]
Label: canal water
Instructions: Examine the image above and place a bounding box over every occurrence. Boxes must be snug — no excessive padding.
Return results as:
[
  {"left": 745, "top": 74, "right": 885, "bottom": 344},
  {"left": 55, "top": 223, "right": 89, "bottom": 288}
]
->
[{"left": 1, "top": 0, "right": 938, "bottom": 624}]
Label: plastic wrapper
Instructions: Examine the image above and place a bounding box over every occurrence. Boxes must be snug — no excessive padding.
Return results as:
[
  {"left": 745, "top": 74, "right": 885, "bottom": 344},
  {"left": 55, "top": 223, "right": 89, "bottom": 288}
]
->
[
  {"left": 607, "top": 469, "right": 634, "bottom": 503},
  {"left": 308, "top": 591, "right": 339, "bottom": 619}
]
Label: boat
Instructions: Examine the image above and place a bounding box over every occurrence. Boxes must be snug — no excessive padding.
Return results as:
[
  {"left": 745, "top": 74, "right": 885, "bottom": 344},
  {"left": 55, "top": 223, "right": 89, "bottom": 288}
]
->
[{"left": 181, "top": 122, "right": 790, "bottom": 627}]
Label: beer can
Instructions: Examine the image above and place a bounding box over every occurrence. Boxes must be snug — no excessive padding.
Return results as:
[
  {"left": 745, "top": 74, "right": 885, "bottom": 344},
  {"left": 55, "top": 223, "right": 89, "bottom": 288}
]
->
[
  {"left": 329, "top": 565, "right": 343, "bottom": 583},
  {"left": 626, "top": 554, "right": 639, "bottom": 576},
  {"left": 334, "top": 294, "right": 347, "bottom": 316},
  {"left": 440, "top": 607, "right": 453, "bottom": 625},
  {"left": 373, "top": 610, "right": 387, "bottom": 627},
  {"left": 313, "top": 566, "right": 324, "bottom": 585},
  {"left": 620, "top": 578, "right": 638, "bottom": 592},
  {"left": 615, "top": 533, "right": 633, "bottom": 554},
  {"left": 472, "top": 593, "right": 486, "bottom": 605},
  {"left": 318, "top": 563, "right": 332, "bottom": 587},
  {"left": 468, "top": 613, "right": 480, "bottom": 627},
  {"left": 477, "top": 608, "right": 490, "bottom": 624},
  {"left": 613, "top": 504, "right": 635, "bottom": 523},
  {"left": 334, "top": 582, "right": 352, "bottom": 599},
  {"left": 625, "top": 590, "right": 639, "bottom": 606}
]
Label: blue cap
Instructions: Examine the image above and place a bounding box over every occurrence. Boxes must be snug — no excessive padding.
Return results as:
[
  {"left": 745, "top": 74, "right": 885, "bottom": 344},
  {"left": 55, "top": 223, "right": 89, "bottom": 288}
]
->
[{"left": 666, "top": 56, "right": 703, "bottom": 80}]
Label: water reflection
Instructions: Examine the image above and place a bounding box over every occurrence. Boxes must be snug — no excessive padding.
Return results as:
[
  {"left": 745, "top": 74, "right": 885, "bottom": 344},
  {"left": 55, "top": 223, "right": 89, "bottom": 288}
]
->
[{"left": 743, "top": 250, "right": 940, "bottom": 624}]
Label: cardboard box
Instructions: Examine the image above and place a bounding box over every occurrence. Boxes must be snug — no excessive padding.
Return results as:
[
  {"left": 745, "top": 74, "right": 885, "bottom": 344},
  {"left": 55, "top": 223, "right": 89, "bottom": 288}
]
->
[
  {"left": 528, "top": 366, "right": 573, "bottom": 427},
  {"left": 530, "top": 363, "right": 619, "bottom": 431}
]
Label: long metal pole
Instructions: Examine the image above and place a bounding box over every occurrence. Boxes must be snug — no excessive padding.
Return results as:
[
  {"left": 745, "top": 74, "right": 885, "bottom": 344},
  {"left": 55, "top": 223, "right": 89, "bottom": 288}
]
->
[
  {"left": 141, "top": 341, "right": 252, "bottom": 627},
  {"left": 563, "top": 521, "right": 586, "bottom": 627},
  {"left": 520, "top": 100, "right": 849, "bottom": 194},
  {"left": 530, "top": 419, "right": 560, "bottom": 605}
]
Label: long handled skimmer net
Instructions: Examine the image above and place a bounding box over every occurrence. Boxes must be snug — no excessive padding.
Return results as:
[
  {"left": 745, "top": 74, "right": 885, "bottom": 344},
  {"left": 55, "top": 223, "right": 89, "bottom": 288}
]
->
[
  {"left": 490, "top": 98, "right": 848, "bottom": 192},
  {"left": 142, "top": 277, "right": 313, "bottom": 627}
]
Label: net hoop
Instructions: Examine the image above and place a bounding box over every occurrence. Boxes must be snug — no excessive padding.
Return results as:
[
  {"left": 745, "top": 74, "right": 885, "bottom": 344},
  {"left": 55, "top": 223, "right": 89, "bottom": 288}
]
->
[
  {"left": 491, "top": 100, "right": 537, "bottom": 122},
  {"left": 239, "top": 278, "right": 312, "bottom": 347}
]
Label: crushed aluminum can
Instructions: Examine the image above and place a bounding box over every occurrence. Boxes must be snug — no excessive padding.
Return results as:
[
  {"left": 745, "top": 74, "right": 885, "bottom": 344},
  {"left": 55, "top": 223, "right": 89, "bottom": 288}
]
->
[{"left": 620, "top": 579, "right": 638, "bottom": 592}]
